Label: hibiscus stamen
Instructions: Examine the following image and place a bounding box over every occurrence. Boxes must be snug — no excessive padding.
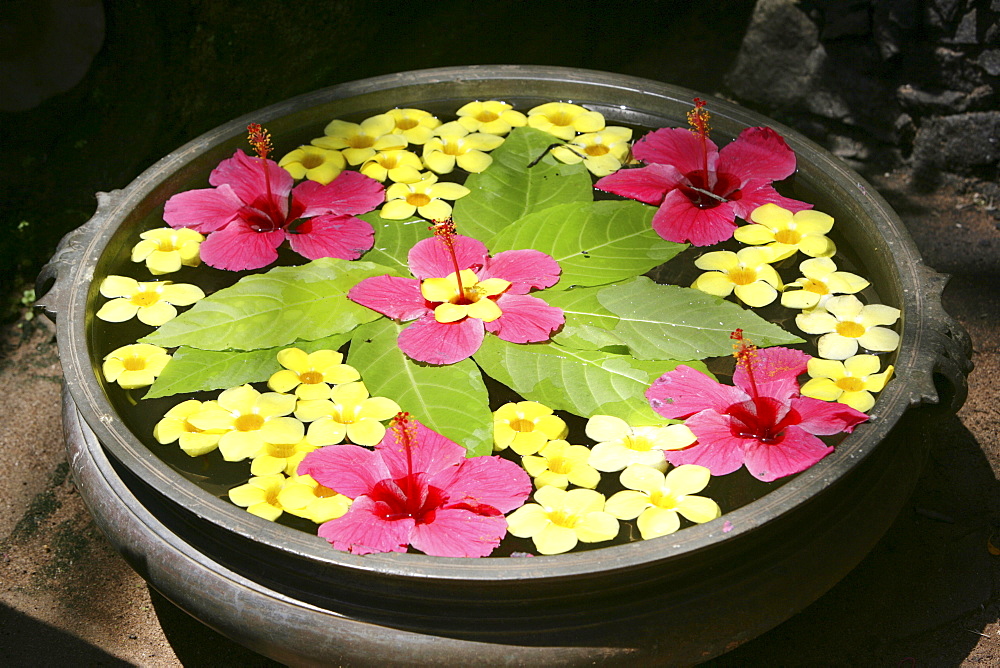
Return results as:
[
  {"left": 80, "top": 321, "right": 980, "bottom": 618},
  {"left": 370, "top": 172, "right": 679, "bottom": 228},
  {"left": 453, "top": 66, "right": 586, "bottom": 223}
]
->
[
  {"left": 430, "top": 219, "right": 468, "bottom": 303},
  {"left": 246, "top": 123, "right": 285, "bottom": 231},
  {"left": 731, "top": 328, "right": 760, "bottom": 400},
  {"left": 391, "top": 411, "right": 418, "bottom": 492},
  {"left": 687, "top": 98, "right": 711, "bottom": 189}
]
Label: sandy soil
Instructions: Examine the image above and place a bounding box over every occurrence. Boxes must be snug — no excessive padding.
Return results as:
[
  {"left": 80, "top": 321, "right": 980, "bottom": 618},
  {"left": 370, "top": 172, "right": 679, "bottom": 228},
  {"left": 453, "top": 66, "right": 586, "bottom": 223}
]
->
[{"left": 0, "top": 170, "right": 997, "bottom": 666}]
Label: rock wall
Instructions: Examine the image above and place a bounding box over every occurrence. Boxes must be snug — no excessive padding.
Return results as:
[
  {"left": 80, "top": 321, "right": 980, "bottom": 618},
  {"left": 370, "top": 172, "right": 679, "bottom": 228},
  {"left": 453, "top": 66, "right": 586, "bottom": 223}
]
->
[{"left": 725, "top": 0, "right": 999, "bottom": 193}]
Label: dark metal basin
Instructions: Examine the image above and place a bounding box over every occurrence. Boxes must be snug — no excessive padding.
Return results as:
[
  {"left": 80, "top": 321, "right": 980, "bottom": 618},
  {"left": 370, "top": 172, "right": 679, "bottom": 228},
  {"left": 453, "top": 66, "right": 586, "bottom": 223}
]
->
[{"left": 39, "top": 65, "right": 972, "bottom": 666}]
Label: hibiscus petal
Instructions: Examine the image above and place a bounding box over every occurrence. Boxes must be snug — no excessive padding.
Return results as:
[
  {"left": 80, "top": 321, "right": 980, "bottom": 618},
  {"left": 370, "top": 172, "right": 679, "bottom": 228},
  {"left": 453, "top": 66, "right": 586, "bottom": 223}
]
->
[
  {"left": 729, "top": 180, "right": 813, "bottom": 219},
  {"left": 317, "top": 496, "right": 413, "bottom": 555},
  {"left": 664, "top": 410, "right": 748, "bottom": 476},
  {"left": 287, "top": 214, "right": 375, "bottom": 261},
  {"left": 632, "top": 127, "right": 718, "bottom": 174},
  {"left": 481, "top": 249, "right": 561, "bottom": 293},
  {"left": 742, "top": 426, "right": 834, "bottom": 482},
  {"left": 377, "top": 418, "right": 466, "bottom": 481},
  {"left": 792, "top": 396, "right": 869, "bottom": 435},
  {"left": 594, "top": 163, "right": 686, "bottom": 206},
  {"left": 646, "top": 365, "right": 746, "bottom": 420},
  {"left": 430, "top": 456, "right": 532, "bottom": 514},
  {"left": 485, "top": 294, "right": 564, "bottom": 344},
  {"left": 653, "top": 190, "right": 738, "bottom": 246},
  {"left": 718, "top": 126, "right": 797, "bottom": 183},
  {"left": 292, "top": 170, "right": 384, "bottom": 217},
  {"left": 409, "top": 507, "right": 509, "bottom": 558},
  {"left": 734, "top": 346, "right": 810, "bottom": 388},
  {"left": 298, "top": 444, "right": 389, "bottom": 498},
  {"left": 199, "top": 222, "right": 283, "bottom": 271},
  {"left": 209, "top": 150, "right": 294, "bottom": 204},
  {"left": 163, "top": 184, "right": 244, "bottom": 233},
  {"left": 398, "top": 314, "right": 485, "bottom": 365},
  {"left": 407, "top": 234, "right": 488, "bottom": 280},
  {"left": 348, "top": 275, "right": 427, "bottom": 321}
]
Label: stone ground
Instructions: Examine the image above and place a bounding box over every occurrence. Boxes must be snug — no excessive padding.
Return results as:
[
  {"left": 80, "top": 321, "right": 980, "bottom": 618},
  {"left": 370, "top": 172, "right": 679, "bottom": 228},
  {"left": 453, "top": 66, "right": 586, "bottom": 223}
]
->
[{"left": 0, "top": 169, "right": 997, "bottom": 666}]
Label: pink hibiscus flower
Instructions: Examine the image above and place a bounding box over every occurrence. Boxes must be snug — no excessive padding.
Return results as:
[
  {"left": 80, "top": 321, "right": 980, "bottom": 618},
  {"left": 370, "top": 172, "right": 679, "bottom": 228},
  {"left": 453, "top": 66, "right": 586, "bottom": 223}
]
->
[
  {"left": 163, "top": 124, "right": 384, "bottom": 271},
  {"left": 595, "top": 99, "right": 811, "bottom": 247},
  {"left": 645, "top": 333, "right": 868, "bottom": 482},
  {"left": 298, "top": 412, "right": 532, "bottom": 557},
  {"left": 348, "top": 221, "right": 565, "bottom": 365}
]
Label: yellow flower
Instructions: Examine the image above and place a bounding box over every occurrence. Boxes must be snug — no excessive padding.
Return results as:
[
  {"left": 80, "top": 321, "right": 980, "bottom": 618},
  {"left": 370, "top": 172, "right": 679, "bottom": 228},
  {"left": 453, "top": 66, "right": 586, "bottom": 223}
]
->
[
  {"left": 267, "top": 347, "right": 361, "bottom": 400},
  {"left": 420, "top": 269, "right": 510, "bottom": 323},
  {"left": 153, "top": 399, "right": 226, "bottom": 457},
  {"left": 312, "top": 113, "right": 407, "bottom": 165},
  {"left": 360, "top": 149, "right": 424, "bottom": 183},
  {"left": 102, "top": 343, "right": 171, "bottom": 389},
  {"left": 228, "top": 474, "right": 291, "bottom": 521},
  {"left": 605, "top": 464, "right": 721, "bottom": 540},
  {"left": 522, "top": 439, "right": 601, "bottom": 490},
  {"left": 249, "top": 430, "right": 319, "bottom": 477},
  {"left": 506, "top": 486, "right": 619, "bottom": 555},
  {"left": 277, "top": 474, "right": 352, "bottom": 523},
  {"left": 691, "top": 246, "right": 785, "bottom": 307},
  {"left": 386, "top": 107, "right": 441, "bottom": 145},
  {"left": 585, "top": 415, "right": 695, "bottom": 472},
  {"left": 801, "top": 355, "right": 894, "bottom": 412},
  {"left": 278, "top": 145, "right": 346, "bottom": 185},
  {"left": 735, "top": 203, "right": 837, "bottom": 260},
  {"left": 131, "top": 227, "right": 204, "bottom": 275},
  {"left": 96, "top": 275, "right": 204, "bottom": 326},
  {"left": 795, "top": 294, "right": 901, "bottom": 360},
  {"left": 380, "top": 173, "right": 470, "bottom": 220},
  {"left": 293, "top": 381, "right": 400, "bottom": 446},
  {"left": 493, "top": 401, "right": 569, "bottom": 456},
  {"left": 422, "top": 121, "right": 504, "bottom": 174},
  {"left": 188, "top": 384, "right": 303, "bottom": 462},
  {"left": 527, "top": 102, "right": 605, "bottom": 141},
  {"left": 550, "top": 126, "right": 633, "bottom": 177},
  {"left": 780, "top": 257, "right": 870, "bottom": 310},
  {"left": 455, "top": 100, "right": 527, "bottom": 136}
]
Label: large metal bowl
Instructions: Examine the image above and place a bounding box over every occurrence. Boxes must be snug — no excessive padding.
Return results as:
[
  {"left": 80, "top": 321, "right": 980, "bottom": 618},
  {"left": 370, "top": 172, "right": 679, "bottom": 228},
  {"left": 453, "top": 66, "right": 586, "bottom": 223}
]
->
[{"left": 38, "top": 65, "right": 972, "bottom": 666}]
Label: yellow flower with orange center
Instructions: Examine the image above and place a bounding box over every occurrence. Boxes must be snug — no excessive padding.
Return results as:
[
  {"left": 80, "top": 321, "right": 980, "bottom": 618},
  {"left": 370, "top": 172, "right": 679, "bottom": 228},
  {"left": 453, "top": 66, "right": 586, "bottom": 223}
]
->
[
  {"left": 455, "top": 100, "right": 527, "bottom": 136},
  {"left": 691, "top": 246, "right": 784, "bottom": 307},
  {"left": 131, "top": 227, "right": 204, "bottom": 275},
  {"left": 267, "top": 347, "right": 361, "bottom": 400},
  {"left": 506, "top": 487, "right": 619, "bottom": 555},
  {"left": 420, "top": 269, "right": 510, "bottom": 324},
  {"left": 153, "top": 399, "right": 227, "bottom": 457},
  {"left": 422, "top": 121, "right": 505, "bottom": 175},
  {"left": 278, "top": 145, "right": 346, "bottom": 184},
  {"left": 386, "top": 107, "right": 441, "bottom": 144},
  {"left": 735, "top": 203, "right": 837, "bottom": 260},
  {"left": 801, "top": 354, "right": 894, "bottom": 412},
  {"left": 527, "top": 102, "right": 605, "bottom": 140},
  {"left": 380, "top": 173, "right": 470, "bottom": 220},
  {"left": 187, "top": 384, "right": 303, "bottom": 462},
  {"left": 102, "top": 343, "right": 171, "bottom": 389},
  {"left": 781, "top": 257, "right": 870, "bottom": 310},
  {"left": 96, "top": 275, "right": 204, "bottom": 326},
  {"left": 550, "top": 126, "right": 633, "bottom": 176},
  {"left": 605, "top": 464, "right": 721, "bottom": 540},
  {"left": 493, "top": 401, "right": 568, "bottom": 456},
  {"left": 312, "top": 113, "right": 407, "bottom": 165}
]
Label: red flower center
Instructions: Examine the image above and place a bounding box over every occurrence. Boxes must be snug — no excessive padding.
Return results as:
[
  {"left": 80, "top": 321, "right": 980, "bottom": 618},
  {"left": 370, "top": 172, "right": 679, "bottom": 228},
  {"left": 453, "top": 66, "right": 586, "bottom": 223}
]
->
[
  {"left": 679, "top": 170, "right": 742, "bottom": 209},
  {"left": 725, "top": 396, "right": 799, "bottom": 444},
  {"left": 369, "top": 474, "right": 445, "bottom": 524}
]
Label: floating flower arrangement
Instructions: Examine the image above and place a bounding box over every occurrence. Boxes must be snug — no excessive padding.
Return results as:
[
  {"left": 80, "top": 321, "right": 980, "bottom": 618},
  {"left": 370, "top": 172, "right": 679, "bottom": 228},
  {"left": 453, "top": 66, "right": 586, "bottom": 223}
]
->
[{"left": 94, "top": 98, "right": 898, "bottom": 558}]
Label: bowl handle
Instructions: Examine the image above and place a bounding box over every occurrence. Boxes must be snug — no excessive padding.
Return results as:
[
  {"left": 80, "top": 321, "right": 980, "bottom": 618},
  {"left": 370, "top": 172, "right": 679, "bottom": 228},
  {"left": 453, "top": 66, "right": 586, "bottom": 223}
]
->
[
  {"left": 911, "top": 266, "right": 973, "bottom": 414},
  {"left": 35, "top": 190, "right": 123, "bottom": 323}
]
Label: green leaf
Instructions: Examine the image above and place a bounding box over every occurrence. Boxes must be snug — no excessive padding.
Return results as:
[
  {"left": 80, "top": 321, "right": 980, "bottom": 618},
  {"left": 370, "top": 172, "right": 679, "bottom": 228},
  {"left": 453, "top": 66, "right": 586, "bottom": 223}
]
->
[
  {"left": 597, "top": 277, "right": 803, "bottom": 359},
  {"left": 541, "top": 277, "right": 803, "bottom": 360},
  {"left": 361, "top": 212, "right": 428, "bottom": 273},
  {"left": 541, "top": 286, "right": 624, "bottom": 351},
  {"left": 473, "top": 336, "right": 708, "bottom": 426},
  {"left": 144, "top": 332, "right": 353, "bottom": 399},
  {"left": 348, "top": 319, "right": 493, "bottom": 457},
  {"left": 451, "top": 126, "right": 593, "bottom": 241},
  {"left": 142, "top": 258, "right": 396, "bottom": 351},
  {"left": 488, "top": 200, "right": 686, "bottom": 289}
]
